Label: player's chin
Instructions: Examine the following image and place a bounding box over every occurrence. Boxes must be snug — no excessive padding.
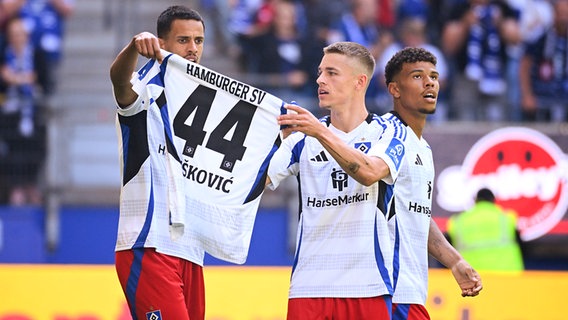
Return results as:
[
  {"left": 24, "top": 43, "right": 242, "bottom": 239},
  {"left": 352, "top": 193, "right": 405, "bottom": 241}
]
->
[
  {"left": 419, "top": 107, "right": 436, "bottom": 115},
  {"left": 318, "top": 102, "right": 332, "bottom": 110}
]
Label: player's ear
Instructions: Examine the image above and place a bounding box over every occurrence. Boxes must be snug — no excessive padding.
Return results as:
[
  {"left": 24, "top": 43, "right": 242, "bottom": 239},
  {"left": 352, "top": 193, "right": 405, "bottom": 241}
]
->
[
  {"left": 357, "top": 73, "right": 368, "bottom": 91},
  {"left": 388, "top": 81, "right": 400, "bottom": 98}
]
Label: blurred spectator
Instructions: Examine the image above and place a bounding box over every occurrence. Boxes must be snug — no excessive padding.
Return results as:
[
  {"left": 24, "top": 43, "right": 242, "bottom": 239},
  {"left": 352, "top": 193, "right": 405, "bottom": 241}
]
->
[
  {"left": 255, "top": 0, "right": 312, "bottom": 107},
  {"left": 0, "top": 16, "right": 46, "bottom": 205},
  {"left": 1, "top": 1, "right": 14, "bottom": 50},
  {"left": 0, "top": 1, "right": 25, "bottom": 33},
  {"left": 397, "top": 0, "right": 430, "bottom": 23},
  {"left": 298, "top": 0, "right": 345, "bottom": 98},
  {"left": 377, "top": 17, "right": 450, "bottom": 122},
  {"left": 199, "top": 0, "right": 234, "bottom": 55},
  {"left": 376, "top": 0, "right": 396, "bottom": 30},
  {"left": 442, "top": 0, "right": 521, "bottom": 121},
  {"left": 396, "top": 0, "right": 444, "bottom": 46},
  {"left": 519, "top": 0, "right": 568, "bottom": 122},
  {"left": 506, "top": 0, "right": 553, "bottom": 121},
  {"left": 446, "top": 188, "right": 525, "bottom": 272},
  {"left": 1, "top": 17, "right": 36, "bottom": 137},
  {"left": 0, "top": 0, "right": 26, "bottom": 96},
  {"left": 17, "top": 0, "right": 74, "bottom": 97},
  {"left": 228, "top": 0, "right": 275, "bottom": 73},
  {"left": 326, "top": 0, "right": 394, "bottom": 113}
]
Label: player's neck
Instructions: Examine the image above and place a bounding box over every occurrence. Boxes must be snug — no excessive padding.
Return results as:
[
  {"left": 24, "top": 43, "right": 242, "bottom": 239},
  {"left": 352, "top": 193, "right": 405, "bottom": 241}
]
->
[
  {"left": 329, "top": 104, "right": 368, "bottom": 133},
  {"left": 394, "top": 105, "right": 427, "bottom": 138},
  {"left": 407, "top": 118, "right": 426, "bottom": 138}
]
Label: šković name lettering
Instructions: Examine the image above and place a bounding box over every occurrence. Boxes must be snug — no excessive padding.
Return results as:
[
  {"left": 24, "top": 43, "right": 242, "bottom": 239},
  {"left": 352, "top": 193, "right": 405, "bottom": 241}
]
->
[
  {"left": 186, "top": 63, "right": 267, "bottom": 105},
  {"left": 182, "top": 160, "right": 233, "bottom": 193}
]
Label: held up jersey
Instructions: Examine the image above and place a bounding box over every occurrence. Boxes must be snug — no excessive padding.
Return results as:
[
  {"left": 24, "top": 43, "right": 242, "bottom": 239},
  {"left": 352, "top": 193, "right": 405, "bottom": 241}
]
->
[
  {"left": 153, "top": 52, "right": 284, "bottom": 264},
  {"left": 267, "top": 114, "right": 405, "bottom": 298},
  {"left": 382, "top": 112, "right": 435, "bottom": 305},
  {"left": 114, "top": 59, "right": 204, "bottom": 265}
]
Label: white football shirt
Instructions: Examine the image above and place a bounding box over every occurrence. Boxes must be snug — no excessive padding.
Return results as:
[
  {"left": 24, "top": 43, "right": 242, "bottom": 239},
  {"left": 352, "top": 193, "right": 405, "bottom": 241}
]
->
[
  {"left": 114, "top": 58, "right": 204, "bottom": 265},
  {"left": 381, "top": 112, "right": 435, "bottom": 305},
  {"left": 156, "top": 52, "right": 284, "bottom": 264},
  {"left": 268, "top": 114, "right": 405, "bottom": 298}
]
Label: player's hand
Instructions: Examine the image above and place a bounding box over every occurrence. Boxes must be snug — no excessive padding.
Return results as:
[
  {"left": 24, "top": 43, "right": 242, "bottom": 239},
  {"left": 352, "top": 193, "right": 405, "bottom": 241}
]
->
[
  {"left": 277, "top": 103, "right": 323, "bottom": 138},
  {"left": 451, "top": 260, "right": 483, "bottom": 297},
  {"left": 133, "top": 32, "right": 164, "bottom": 63}
]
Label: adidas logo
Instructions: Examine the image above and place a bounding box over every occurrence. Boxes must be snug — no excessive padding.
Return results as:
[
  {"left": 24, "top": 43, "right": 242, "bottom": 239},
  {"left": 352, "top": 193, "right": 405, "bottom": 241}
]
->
[
  {"left": 310, "top": 151, "right": 329, "bottom": 162},
  {"left": 415, "top": 154, "right": 423, "bottom": 166}
]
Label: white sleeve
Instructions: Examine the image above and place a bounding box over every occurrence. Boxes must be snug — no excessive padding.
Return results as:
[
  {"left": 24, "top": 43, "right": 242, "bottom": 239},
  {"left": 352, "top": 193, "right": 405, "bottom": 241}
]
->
[
  {"left": 267, "top": 132, "right": 303, "bottom": 190},
  {"left": 115, "top": 59, "right": 162, "bottom": 116},
  {"left": 368, "top": 123, "right": 406, "bottom": 185}
]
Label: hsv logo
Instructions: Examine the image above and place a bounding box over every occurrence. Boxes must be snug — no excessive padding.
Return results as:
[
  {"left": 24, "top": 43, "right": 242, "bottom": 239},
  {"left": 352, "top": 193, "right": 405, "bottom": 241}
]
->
[{"left": 437, "top": 127, "right": 568, "bottom": 241}]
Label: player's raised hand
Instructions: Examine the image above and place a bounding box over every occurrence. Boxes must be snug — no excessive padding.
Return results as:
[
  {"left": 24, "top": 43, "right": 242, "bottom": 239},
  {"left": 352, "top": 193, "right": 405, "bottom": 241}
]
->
[{"left": 133, "top": 32, "right": 164, "bottom": 63}]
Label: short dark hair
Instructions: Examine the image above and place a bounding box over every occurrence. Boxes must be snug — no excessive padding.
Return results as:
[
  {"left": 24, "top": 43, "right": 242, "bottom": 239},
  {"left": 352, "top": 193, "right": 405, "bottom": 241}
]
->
[
  {"left": 384, "top": 47, "right": 437, "bottom": 86},
  {"left": 476, "top": 188, "right": 495, "bottom": 203},
  {"left": 157, "top": 5, "right": 205, "bottom": 38}
]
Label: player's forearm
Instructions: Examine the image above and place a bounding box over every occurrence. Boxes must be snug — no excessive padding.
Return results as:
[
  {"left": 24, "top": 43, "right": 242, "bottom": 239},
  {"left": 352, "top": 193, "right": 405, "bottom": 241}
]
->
[
  {"left": 316, "top": 128, "right": 388, "bottom": 186},
  {"left": 428, "top": 219, "right": 464, "bottom": 269},
  {"left": 110, "top": 39, "right": 140, "bottom": 107},
  {"left": 110, "top": 39, "right": 139, "bottom": 86}
]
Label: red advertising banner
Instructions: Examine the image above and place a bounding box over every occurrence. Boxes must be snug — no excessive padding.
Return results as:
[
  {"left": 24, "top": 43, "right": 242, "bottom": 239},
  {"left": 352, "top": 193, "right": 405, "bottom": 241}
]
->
[{"left": 425, "top": 124, "right": 568, "bottom": 241}]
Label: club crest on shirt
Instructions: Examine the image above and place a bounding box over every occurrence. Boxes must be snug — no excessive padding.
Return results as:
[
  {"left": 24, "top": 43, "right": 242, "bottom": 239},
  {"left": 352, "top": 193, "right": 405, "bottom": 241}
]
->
[
  {"left": 354, "top": 141, "right": 371, "bottom": 154},
  {"left": 146, "top": 310, "right": 162, "bottom": 320}
]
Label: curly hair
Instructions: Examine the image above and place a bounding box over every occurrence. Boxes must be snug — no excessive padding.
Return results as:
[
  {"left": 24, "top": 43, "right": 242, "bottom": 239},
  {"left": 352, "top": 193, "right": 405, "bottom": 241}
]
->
[{"left": 384, "top": 47, "right": 437, "bottom": 86}]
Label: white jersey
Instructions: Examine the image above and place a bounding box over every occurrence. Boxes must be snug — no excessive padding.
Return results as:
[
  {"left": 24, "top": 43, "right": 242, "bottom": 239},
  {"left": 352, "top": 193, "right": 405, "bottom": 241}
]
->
[
  {"left": 152, "top": 52, "right": 284, "bottom": 264},
  {"left": 381, "top": 112, "right": 435, "bottom": 305},
  {"left": 114, "top": 59, "right": 204, "bottom": 265},
  {"left": 268, "top": 114, "right": 405, "bottom": 298}
]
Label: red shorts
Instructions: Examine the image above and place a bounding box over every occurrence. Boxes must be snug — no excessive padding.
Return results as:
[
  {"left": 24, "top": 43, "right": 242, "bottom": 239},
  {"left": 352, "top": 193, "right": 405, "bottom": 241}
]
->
[
  {"left": 287, "top": 295, "right": 392, "bottom": 320},
  {"left": 392, "top": 303, "right": 430, "bottom": 320},
  {"left": 115, "top": 248, "right": 205, "bottom": 320}
]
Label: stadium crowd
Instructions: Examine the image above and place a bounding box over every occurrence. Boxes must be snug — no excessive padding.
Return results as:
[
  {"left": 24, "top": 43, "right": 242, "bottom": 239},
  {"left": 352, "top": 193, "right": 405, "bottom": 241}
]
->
[
  {"left": 203, "top": 0, "right": 566, "bottom": 123},
  {"left": 0, "top": 0, "right": 74, "bottom": 205}
]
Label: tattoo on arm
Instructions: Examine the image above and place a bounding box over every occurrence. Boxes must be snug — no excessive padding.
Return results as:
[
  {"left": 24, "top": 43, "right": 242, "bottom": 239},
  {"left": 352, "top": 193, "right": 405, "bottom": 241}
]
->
[
  {"left": 429, "top": 236, "right": 441, "bottom": 257},
  {"left": 322, "top": 140, "right": 361, "bottom": 173},
  {"left": 348, "top": 162, "right": 360, "bottom": 174}
]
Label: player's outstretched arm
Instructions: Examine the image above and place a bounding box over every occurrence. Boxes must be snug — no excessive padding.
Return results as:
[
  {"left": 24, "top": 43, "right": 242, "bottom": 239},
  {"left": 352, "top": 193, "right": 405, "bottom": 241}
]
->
[
  {"left": 277, "top": 103, "right": 390, "bottom": 186},
  {"left": 110, "top": 32, "right": 164, "bottom": 108},
  {"left": 428, "top": 219, "right": 483, "bottom": 297}
]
